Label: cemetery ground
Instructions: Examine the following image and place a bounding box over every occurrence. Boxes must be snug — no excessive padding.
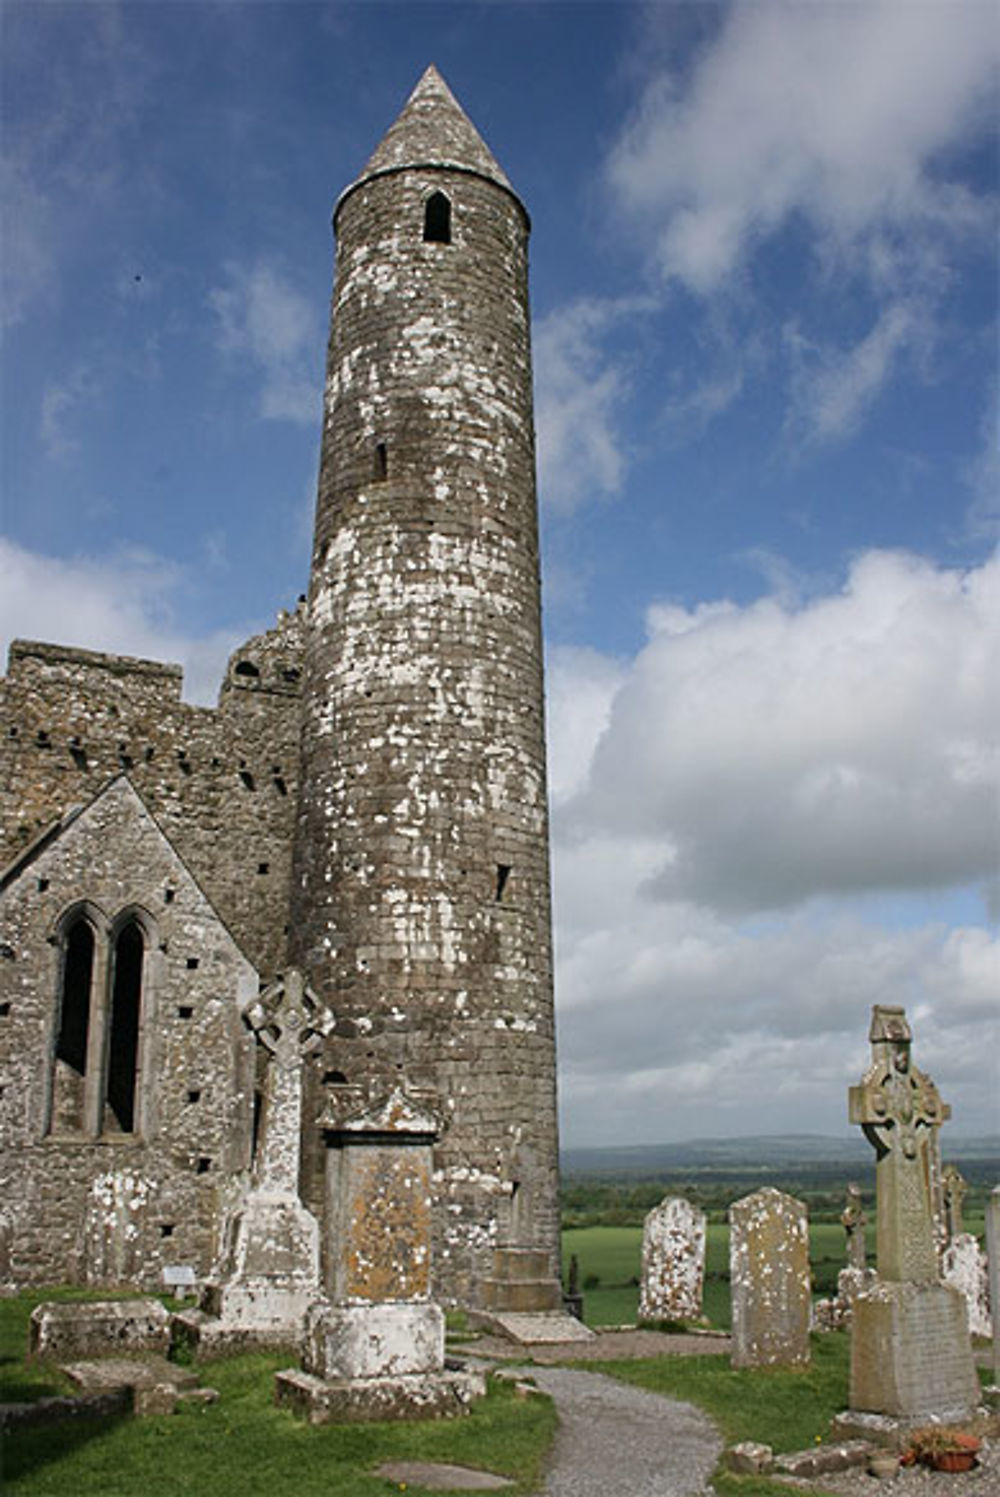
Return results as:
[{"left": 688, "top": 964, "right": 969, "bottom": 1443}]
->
[{"left": 2, "top": 1168, "right": 994, "bottom": 1497}]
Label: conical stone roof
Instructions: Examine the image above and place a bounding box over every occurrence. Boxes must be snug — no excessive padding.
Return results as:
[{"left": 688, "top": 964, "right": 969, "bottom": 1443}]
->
[{"left": 355, "top": 64, "right": 515, "bottom": 193}]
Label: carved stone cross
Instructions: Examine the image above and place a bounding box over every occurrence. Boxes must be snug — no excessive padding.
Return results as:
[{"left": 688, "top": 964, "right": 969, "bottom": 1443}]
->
[
  {"left": 840, "top": 1183, "right": 867, "bottom": 1273},
  {"left": 942, "top": 1164, "right": 967, "bottom": 1243},
  {"left": 849, "top": 1004, "right": 949, "bottom": 1283},
  {"left": 243, "top": 969, "right": 333, "bottom": 1195}
]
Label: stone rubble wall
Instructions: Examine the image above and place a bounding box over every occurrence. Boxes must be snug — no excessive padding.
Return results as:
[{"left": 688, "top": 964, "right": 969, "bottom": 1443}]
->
[{"left": 1, "top": 612, "right": 304, "bottom": 980}]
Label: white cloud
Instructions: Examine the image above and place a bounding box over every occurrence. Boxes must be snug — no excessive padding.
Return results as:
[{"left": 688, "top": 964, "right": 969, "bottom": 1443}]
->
[
  {"left": 609, "top": 2, "right": 998, "bottom": 295},
  {"left": 534, "top": 298, "right": 636, "bottom": 514},
  {"left": 0, "top": 539, "right": 251, "bottom": 705},
  {"left": 560, "top": 549, "right": 998, "bottom": 911},
  {"left": 208, "top": 261, "right": 321, "bottom": 426},
  {"left": 547, "top": 547, "right": 999, "bottom": 1141}
]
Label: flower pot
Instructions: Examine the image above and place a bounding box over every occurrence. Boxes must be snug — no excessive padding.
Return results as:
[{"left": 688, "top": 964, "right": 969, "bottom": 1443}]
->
[{"left": 932, "top": 1451, "right": 977, "bottom": 1473}]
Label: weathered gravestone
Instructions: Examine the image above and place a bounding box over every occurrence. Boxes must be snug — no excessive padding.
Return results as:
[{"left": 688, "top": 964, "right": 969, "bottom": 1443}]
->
[
  {"left": 181, "top": 970, "right": 329, "bottom": 1350},
  {"left": 987, "top": 1185, "right": 1000, "bottom": 1382},
  {"left": 275, "top": 1086, "right": 484, "bottom": 1422},
  {"left": 638, "top": 1196, "right": 706, "bottom": 1324},
  {"left": 943, "top": 1233, "right": 991, "bottom": 1339},
  {"left": 729, "top": 1188, "right": 810, "bottom": 1368},
  {"left": 847, "top": 1005, "right": 978, "bottom": 1421}
]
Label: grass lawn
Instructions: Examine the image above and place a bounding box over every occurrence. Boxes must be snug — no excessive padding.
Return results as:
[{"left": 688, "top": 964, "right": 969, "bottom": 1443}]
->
[
  {"left": 1, "top": 1292, "right": 555, "bottom": 1497},
  {"left": 562, "top": 1220, "right": 888, "bottom": 1329}
]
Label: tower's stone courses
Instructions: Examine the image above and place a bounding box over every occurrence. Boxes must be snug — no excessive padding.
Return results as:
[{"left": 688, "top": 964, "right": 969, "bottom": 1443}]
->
[{"left": 292, "top": 68, "right": 559, "bottom": 1302}]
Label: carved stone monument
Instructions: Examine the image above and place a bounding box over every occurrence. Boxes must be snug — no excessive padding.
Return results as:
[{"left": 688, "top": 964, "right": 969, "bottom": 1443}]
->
[
  {"left": 638, "top": 1196, "right": 706, "bottom": 1324},
  {"left": 847, "top": 1005, "right": 978, "bottom": 1421},
  {"left": 842, "top": 1183, "right": 867, "bottom": 1272},
  {"left": 814, "top": 1184, "right": 876, "bottom": 1330},
  {"left": 729, "top": 1188, "right": 810, "bottom": 1369},
  {"left": 182, "top": 970, "right": 330, "bottom": 1350},
  {"left": 275, "top": 1086, "right": 484, "bottom": 1422}
]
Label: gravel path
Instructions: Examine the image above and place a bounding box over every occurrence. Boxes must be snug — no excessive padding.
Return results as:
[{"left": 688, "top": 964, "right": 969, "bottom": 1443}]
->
[{"left": 520, "top": 1365, "right": 722, "bottom": 1497}]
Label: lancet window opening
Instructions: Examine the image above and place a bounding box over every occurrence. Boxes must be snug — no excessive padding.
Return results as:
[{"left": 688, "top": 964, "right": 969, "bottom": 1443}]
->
[{"left": 48, "top": 904, "right": 152, "bottom": 1139}]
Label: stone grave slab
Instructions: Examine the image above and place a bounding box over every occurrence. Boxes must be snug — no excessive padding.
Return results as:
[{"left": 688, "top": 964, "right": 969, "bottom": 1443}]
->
[{"left": 30, "top": 1299, "right": 170, "bottom": 1359}]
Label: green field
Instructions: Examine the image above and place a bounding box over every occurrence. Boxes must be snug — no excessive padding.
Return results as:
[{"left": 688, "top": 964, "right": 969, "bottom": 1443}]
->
[{"left": 561, "top": 1216, "right": 965, "bottom": 1329}]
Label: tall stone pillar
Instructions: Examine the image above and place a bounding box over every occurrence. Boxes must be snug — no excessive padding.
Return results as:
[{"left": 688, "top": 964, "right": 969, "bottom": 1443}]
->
[{"left": 290, "top": 66, "right": 559, "bottom": 1306}]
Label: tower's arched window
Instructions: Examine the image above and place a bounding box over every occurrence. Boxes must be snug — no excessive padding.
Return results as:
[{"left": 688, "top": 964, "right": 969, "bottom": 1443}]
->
[
  {"left": 105, "top": 921, "right": 144, "bottom": 1133},
  {"left": 423, "top": 191, "right": 451, "bottom": 245}
]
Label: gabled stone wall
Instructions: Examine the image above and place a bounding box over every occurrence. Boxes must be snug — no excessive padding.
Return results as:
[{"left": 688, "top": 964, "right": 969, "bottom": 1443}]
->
[{"left": 0, "top": 778, "right": 257, "bottom": 1285}]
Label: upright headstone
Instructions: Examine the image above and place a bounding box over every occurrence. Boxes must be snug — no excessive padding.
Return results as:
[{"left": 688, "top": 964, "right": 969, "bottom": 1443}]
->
[
  {"left": 847, "top": 1005, "right": 978, "bottom": 1421},
  {"left": 190, "top": 971, "right": 330, "bottom": 1348},
  {"left": 638, "top": 1197, "right": 706, "bottom": 1324},
  {"left": 729, "top": 1188, "right": 810, "bottom": 1369},
  {"left": 987, "top": 1185, "right": 1000, "bottom": 1381},
  {"left": 275, "top": 1086, "right": 484, "bottom": 1422}
]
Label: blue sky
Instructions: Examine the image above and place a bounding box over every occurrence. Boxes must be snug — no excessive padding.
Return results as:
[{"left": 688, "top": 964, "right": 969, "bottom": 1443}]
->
[{"left": 2, "top": 1, "right": 998, "bottom": 1146}]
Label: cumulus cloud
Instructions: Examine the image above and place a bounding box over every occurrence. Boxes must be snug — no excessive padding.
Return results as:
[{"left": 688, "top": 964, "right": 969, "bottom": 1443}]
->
[
  {"left": 0, "top": 539, "right": 250, "bottom": 705},
  {"left": 558, "top": 550, "right": 998, "bottom": 912},
  {"left": 208, "top": 261, "right": 321, "bottom": 426},
  {"left": 548, "top": 549, "right": 999, "bottom": 1142},
  {"left": 609, "top": 2, "right": 998, "bottom": 295}
]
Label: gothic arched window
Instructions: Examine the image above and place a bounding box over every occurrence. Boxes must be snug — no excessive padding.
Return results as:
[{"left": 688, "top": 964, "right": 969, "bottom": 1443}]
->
[
  {"left": 48, "top": 905, "right": 151, "bottom": 1139},
  {"left": 423, "top": 191, "right": 451, "bottom": 245}
]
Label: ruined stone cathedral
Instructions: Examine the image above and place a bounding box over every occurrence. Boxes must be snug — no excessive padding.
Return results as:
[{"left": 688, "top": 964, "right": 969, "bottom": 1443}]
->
[{"left": 0, "top": 67, "right": 560, "bottom": 1310}]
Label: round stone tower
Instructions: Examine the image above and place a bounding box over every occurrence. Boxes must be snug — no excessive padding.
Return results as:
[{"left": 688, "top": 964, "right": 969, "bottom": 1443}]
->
[{"left": 291, "top": 67, "right": 559, "bottom": 1305}]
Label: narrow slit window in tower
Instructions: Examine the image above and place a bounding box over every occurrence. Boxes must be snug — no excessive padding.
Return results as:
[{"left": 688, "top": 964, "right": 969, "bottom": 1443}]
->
[
  {"left": 423, "top": 191, "right": 451, "bottom": 244},
  {"left": 374, "top": 441, "right": 388, "bottom": 480},
  {"left": 495, "top": 864, "right": 512, "bottom": 902},
  {"left": 105, "top": 921, "right": 144, "bottom": 1133}
]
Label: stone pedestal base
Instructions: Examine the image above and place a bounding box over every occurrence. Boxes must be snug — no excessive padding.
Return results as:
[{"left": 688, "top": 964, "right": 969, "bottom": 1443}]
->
[
  {"left": 275, "top": 1365, "right": 484, "bottom": 1424},
  {"left": 850, "top": 1280, "right": 978, "bottom": 1421},
  {"left": 302, "top": 1301, "right": 445, "bottom": 1380},
  {"left": 176, "top": 1192, "right": 321, "bottom": 1353},
  {"left": 480, "top": 1247, "right": 562, "bottom": 1314}
]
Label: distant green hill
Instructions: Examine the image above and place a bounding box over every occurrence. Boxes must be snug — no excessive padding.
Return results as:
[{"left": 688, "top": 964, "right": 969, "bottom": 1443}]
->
[{"left": 561, "top": 1133, "right": 1000, "bottom": 1177}]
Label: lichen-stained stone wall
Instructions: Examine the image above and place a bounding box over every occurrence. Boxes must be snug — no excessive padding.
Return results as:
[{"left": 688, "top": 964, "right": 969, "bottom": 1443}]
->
[
  {"left": 291, "top": 72, "right": 559, "bottom": 1304},
  {"left": 0, "top": 606, "right": 304, "bottom": 978},
  {"left": 0, "top": 777, "right": 257, "bottom": 1285}
]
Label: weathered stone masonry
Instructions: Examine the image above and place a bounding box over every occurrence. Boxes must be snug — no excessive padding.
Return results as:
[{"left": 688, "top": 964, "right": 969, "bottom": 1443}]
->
[{"left": 0, "top": 66, "right": 559, "bottom": 1308}]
